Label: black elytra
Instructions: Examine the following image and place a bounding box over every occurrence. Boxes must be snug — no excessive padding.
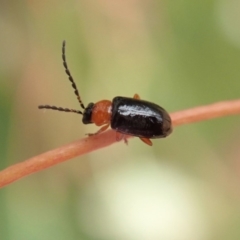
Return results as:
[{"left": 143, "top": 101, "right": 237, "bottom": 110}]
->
[{"left": 111, "top": 97, "right": 172, "bottom": 138}]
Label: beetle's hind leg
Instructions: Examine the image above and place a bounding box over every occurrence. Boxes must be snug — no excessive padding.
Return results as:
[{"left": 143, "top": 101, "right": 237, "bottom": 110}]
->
[
  {"left": 133, "top": 94, "right": 140, "bottom": 99},
  {"left": 87, "top": 124, "right": 109, "bottom": 136},
  {"left": 139, "top": 137, "right": 152, "bottom": 146}
]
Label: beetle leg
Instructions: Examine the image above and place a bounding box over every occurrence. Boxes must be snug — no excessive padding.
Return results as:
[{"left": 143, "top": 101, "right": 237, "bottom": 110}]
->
[
  {"left": 133, "top": 93, "right": 140, "bottom": 99},
  {"left": 116, "top": 132, "right": 122, "bottom": 141},
  {"left": 123, "top": 136, "right": 128, "bottom": 145},
  {"left": 139, "top": 137, "right": 152, "bottom": 146},
  {"left": 116, "top": 132, "right": 128, "bottom": 145},
  {"left": 87, "top": 124, "right": 109, "bottom": 136}
]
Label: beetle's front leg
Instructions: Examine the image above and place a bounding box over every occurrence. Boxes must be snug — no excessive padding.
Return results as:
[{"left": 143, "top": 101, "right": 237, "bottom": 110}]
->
[{"left": 87, "top": 124, "right": 109, "bottom": 136}]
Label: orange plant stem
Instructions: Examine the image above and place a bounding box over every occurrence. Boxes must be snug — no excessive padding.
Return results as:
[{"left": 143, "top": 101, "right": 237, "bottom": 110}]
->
[
  {"left": 171, "top": 99, "right": 240, "bottom": 126},
  {"left": 1, "top": 99, "right": 240, "bottom": 188}
]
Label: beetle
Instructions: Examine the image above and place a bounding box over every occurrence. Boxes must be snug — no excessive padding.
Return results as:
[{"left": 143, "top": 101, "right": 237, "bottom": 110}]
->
[{"left": 38, "top": 41, "right": 172, "bottom": 146}]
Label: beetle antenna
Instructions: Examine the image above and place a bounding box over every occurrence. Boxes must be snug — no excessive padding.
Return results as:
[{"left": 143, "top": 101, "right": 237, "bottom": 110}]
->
[
  {"left": 38, "top": 105, "right": 83, "bottom": 115},
  {"left": 62, "top": 40, "right": 85, "bottom": 109}
]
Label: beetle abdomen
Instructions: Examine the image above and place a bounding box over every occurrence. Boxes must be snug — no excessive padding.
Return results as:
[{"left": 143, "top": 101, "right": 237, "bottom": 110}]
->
[{"left": 111, "top": 97, "right": 172, "bottom": 138}]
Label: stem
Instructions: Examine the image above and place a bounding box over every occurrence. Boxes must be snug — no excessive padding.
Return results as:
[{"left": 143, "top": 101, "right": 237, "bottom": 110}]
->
[
  {"left": 171, "top": 100, "right": 240, "bottom": 126},
  {"left": 1, "top": 99, "right": 240, "bottom": 188}
]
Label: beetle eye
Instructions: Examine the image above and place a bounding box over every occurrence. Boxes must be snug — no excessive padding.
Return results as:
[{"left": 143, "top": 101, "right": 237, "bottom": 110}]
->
[{"left": 82, "top": 103, "right": 94, "bottom": 124}]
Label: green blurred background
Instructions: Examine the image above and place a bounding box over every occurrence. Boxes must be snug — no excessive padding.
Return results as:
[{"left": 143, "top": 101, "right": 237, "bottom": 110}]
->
[{"left": 1, "top": 1, "right": 240, "bottom": 239}]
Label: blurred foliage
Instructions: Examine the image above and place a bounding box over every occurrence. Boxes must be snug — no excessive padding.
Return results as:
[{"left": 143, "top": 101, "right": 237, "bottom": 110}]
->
[{"left": 1, "top": 0, "right": 240, "bottom": 240}]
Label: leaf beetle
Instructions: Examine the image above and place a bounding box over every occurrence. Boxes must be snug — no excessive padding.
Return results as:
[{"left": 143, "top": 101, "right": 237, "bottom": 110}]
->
[{"left": 38, "top": 41, "right": 172, "bottom": 146}]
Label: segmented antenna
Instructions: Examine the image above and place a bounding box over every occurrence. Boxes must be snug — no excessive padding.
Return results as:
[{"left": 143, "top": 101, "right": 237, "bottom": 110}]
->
[
  {"left": 38, "top": 105, "right": 83, "bottom": 114},
  {"left": 62, "top": 40, "right": 85, "bottom": 109},
  {"left": 38, "top": 41, "right": 85, "bottom": 115}
]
